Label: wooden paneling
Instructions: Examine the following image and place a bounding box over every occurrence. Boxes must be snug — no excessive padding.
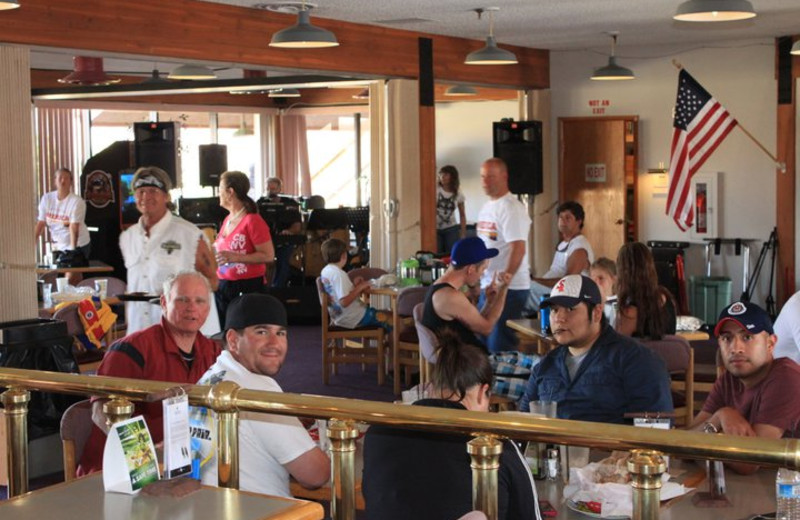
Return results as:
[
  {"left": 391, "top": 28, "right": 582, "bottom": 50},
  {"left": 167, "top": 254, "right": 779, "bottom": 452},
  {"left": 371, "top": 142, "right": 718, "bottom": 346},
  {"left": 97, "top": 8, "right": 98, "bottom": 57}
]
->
[
  {"left": 0, "top": 46, "right": 37, "bottom": 321},
  {"left": 419, "top": 105, "right": 436, "bottom": 252},
  {"left": 0, "top": 0, "right": 548, "bottom": 89}
]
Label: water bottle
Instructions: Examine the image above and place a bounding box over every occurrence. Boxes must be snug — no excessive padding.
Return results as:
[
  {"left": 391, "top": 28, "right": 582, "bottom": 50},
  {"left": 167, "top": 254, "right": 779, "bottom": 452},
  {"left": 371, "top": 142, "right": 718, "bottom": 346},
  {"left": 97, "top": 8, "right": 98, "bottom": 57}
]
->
[
  {"left": 776, "top": 468, "right": 800, "bottom": 520},
  {"left": 539, "top": 295, "right": 550, "bottom": 332}
]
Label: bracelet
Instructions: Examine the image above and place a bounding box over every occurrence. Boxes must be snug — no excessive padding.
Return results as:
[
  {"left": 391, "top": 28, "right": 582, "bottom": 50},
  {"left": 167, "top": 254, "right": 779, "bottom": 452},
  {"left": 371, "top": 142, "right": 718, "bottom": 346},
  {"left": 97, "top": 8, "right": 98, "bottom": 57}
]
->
[{"left": 702, "top": 421, "right": 719, "bottom": 434}]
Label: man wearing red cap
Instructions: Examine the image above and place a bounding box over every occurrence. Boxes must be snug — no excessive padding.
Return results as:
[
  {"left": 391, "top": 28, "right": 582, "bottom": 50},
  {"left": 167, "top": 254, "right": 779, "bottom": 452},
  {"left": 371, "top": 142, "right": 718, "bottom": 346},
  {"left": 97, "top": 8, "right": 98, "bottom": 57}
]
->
[{"left": 690, "top": 301, "right": 800, "bottom": 474}]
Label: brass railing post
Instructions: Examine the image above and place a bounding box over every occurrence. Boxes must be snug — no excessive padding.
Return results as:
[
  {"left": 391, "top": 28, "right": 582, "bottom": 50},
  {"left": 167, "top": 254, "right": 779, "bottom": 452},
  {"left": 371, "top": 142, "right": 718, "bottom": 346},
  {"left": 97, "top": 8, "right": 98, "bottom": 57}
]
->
[
  {"left": 328, "top": 418, "right": 358, "bottom": 520},
  {"left": 102, "top": 396, "right": 134, "bottom": 428},
  {"left": 210, "top": 380, "right": 240, "bottom": 489},
  {"left": 468, "top": 434, "right": 502, "bottom": 520},
  {"left": 628, "top": 449, "right": 666, "bottom": 520},
  {"left": 2, "top": 387, "right": 30, "bottom": 497}
]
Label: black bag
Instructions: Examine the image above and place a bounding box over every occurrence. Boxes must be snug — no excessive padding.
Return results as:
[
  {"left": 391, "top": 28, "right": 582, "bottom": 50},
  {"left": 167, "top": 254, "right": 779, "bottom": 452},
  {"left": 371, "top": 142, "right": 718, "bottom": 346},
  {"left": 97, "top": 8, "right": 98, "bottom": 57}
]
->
[{"left": 53, "top": 249, "right": 89, "bottom": 268}]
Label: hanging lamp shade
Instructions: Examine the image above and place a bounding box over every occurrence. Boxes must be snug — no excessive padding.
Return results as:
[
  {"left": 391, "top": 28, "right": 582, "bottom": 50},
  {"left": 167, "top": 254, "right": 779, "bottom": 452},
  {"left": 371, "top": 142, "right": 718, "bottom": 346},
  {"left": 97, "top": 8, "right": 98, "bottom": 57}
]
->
[
  {"left": 445, "top": 85, "right": 478, "bottom": 96},
  {"left": 269, "top": 9, "right": 339, "bottom": 48},
  {"left": 268, "top": 88, "right": 301, "bottom": 98},
  {"left": 791, "top": 41, "right": 800, "bottom": 56},
  {"left": 465, "top": 36, "right": 518, "bottom": 65},
  {"left": 591, "top": 33, "right": 634, "bottom": 81},
  {"left": 58, "top": 57, "right": 121, "bottom": 86},
  {"left": 0, "top": 0, "right": 20, "bottom": 10},
  {"left": 352, "top": 88, "right": 369, "bottom": 100},
  {"left": 674, "top": 0, "right": 756, "bottom": 22},
  {"left": 168, "top": 63, "right": 217, "bottom": 80},
  {"left": 592, "top": 57, "right": 635, "bottom": 80}
]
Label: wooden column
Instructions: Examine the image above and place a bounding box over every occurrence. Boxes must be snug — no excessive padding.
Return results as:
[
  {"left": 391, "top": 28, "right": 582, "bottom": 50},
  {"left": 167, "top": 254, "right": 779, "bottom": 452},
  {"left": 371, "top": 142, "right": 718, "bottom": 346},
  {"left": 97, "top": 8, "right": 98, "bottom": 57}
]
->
[
  {"left": 419, "top": 38, "right": 437, "bottom": 253},
  {"left": 0, "top": 45, "right": 36, "bottom": 322}
]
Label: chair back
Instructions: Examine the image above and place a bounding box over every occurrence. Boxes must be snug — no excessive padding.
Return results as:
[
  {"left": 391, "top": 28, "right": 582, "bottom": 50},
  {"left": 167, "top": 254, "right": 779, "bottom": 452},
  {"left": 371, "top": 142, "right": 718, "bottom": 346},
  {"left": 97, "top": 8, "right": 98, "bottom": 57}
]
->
[
  {"left": 639, "top": 334, "right": 691, "bottom": 373},
  {"left": 396, "top": 286, "right": 428, "bottom": 317},
  {"left": 52, "top": 303, "right": 84, "bottom": 336},
  {"left": 316, "top": 276, "right": 332, "bottom": 327},
  {"left": 78, "top": 276, "right": 127, "bottom": 298},
  {"left": 347, "top": 267, "right": 388, "bottom": 284},
  {"left": 413, "top": 303, "right": 438, "bottom": 364},
  {"left": 60, "top": 399, "right": 93, "bottom": 481}
]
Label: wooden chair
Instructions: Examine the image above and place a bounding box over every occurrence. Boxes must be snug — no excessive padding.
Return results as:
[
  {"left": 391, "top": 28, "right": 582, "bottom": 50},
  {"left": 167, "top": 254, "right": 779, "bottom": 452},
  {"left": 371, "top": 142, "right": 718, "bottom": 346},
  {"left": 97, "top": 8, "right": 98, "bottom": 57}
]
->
[
  {"left": 639, "top": 334, "right": 695, "bottom": 427},
  {"left": 77, "top": 276, "right": 127, "bottom": 342},
  {"left": 60, "top": 399, "right": 93, "bottom": 481},
  {"left": 393, "top": 286, "right": 428, "bottom": 394},
  {"left": 316, "top": 277, "right": 386, "bottom": 386},
  {"left": 412, "top": 303, "right": 438, "bottom": 388}
]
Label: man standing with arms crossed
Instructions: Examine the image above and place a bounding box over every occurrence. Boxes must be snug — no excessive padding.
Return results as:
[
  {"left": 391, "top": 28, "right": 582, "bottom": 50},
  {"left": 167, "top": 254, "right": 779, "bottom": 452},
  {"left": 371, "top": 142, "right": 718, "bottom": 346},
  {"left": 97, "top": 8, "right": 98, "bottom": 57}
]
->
[{"left": 476, "top": 158, "right": 531, "bottom": 353}]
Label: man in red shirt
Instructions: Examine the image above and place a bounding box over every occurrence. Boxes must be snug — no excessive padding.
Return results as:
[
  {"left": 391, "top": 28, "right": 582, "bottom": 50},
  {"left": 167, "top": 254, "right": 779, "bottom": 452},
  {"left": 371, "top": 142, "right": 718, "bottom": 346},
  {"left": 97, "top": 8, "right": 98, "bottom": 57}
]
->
[
  {"left": 77, "top": 270, "right": 222, "bottom": 476},
  {"left": 690, "top": 301, "right": 800, "bottom": 474}
]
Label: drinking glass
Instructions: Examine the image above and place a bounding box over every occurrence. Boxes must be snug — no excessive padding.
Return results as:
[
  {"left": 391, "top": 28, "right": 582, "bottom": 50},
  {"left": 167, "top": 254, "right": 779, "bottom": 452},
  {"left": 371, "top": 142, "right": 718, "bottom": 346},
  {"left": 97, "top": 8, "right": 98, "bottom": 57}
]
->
[{"left": 95, "top": 279, "right": 108, "bottom": 299}]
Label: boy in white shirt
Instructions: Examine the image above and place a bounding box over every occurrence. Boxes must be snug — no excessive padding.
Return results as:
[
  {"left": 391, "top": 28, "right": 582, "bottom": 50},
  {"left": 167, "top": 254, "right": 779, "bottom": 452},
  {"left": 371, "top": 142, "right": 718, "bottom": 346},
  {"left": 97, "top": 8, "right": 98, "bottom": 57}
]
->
[{"left": 319, "top": 238, "right": 391, "bottom": 330}]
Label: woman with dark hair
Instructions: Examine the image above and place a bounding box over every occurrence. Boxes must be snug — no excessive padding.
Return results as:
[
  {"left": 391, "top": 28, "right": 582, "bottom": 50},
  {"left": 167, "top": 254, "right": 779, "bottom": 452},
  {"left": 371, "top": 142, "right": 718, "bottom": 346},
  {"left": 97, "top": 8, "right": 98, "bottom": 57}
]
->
[
  {"left": 214, "top": 171, "right": 274, "bottom": 327},
  {"left": 615, "top": 242, "right": 676, "bottom": 340},
  {"left": 436, "top": 165, "right": 467, "bottom": 253},
  {"left": 363, "top": 329, "right": 538, "bottom": 520}
]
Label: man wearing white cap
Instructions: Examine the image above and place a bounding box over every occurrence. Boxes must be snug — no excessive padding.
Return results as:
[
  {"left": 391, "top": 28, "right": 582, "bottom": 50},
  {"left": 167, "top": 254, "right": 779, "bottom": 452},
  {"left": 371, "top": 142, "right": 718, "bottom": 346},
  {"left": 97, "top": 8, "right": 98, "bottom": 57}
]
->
[
  {"left": 689, "top": 301, "right": 800, "bottom": 474},
  {"left": 119, "top": 166, "right": 221, "bottom": 336},
  {"left": 519, "top": 274, "right": 672, "bottom": 423}
]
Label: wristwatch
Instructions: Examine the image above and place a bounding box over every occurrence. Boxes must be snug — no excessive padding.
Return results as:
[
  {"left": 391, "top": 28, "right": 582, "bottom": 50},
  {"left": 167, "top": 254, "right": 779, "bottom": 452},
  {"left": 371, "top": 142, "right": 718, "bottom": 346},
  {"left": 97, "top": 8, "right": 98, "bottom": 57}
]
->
[{"left": 702, "top": 421, "right": 719, "bottom": 434}]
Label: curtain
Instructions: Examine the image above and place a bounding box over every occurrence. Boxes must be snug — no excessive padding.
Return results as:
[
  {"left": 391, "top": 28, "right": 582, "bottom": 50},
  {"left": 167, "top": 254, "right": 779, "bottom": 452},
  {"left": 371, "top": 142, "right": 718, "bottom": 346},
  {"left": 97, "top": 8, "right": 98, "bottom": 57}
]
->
[
  {"left": 277, "top": 114, "right": 311, "bottom": 197},
  {"left": 34, "top": 106, "right": 88, "bottom": 193}
]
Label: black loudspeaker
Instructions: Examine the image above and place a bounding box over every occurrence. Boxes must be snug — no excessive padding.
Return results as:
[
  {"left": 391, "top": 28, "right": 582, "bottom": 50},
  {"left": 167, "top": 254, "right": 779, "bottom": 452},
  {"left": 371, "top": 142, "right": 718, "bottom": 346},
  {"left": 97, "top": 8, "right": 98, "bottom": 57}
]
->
[
  {"left": 134, "top": 122, "right": 178, "bottom": 186},
  {"left": 199, "top": 144, "right": 228, "bottom": 187},
  {"left": 493, "top": 120, "right": 543, "bottom": 195},
  {"left": 418, "top": 37, "right": 434, "bottom": 107},
  {"left": 778, "top": 36, "right": 793, "bottom": 105}
]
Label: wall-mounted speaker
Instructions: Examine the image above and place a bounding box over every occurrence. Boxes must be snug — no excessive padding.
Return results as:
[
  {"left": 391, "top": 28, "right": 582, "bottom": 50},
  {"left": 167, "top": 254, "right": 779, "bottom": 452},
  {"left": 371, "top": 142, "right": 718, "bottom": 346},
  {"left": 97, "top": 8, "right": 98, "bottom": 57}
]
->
[
  {"left": 492, "top": 120, "right": 543, "bottom": 195},
  {"left": 134, "top": 122, "right": 179, "bottom": 187},
  {"left": 199, "top": 144, "right": 228, "bottom": 187}
]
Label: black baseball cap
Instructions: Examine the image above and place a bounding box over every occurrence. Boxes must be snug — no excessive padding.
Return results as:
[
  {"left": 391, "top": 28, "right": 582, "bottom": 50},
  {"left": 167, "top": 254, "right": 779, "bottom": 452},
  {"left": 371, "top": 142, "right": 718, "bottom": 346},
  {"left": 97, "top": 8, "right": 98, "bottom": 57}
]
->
[{"left": 211, "top": 293, "right": 288, "bottom": 341}]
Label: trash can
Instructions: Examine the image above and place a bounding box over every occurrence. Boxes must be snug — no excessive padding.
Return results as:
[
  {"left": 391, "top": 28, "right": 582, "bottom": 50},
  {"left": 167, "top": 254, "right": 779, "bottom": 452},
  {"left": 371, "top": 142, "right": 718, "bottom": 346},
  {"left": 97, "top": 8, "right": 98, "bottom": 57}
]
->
[
  {"left": 689, "top": 276, "right": 732, "bottom": 326},
  {"left": 0, "top": 318, "right": 81, "bottom": 440}
]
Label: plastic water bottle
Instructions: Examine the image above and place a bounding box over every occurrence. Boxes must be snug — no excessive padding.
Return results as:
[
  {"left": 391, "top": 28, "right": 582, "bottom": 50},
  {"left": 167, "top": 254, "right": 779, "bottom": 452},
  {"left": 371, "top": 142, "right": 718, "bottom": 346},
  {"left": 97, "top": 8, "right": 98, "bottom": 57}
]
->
[{"left": 776, "top": 468, "right": 800, "bottom": 520}]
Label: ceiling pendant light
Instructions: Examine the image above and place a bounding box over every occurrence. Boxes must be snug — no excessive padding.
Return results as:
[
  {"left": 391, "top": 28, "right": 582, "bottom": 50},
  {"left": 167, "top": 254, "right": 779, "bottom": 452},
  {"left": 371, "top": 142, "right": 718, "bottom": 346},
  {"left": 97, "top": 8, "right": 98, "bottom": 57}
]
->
[
  {"left": 268, "top": 88, "right": 301, "bottom": 98},
  {"left": 591, "top": 33, "right": 635, "bottom": 81},
  {"left": 269, "top": 2, "right": 339, "bottom": 49},
  {"left": 58, "top": 57, "right": 121, "bottom": 86},
  {"left": 791, "top": 41, "right": 800, "bottom": 56},
  {"left": 0, "top": 0, "right": 20, "bottom": 10},
  {"left": 233, "top": 115, "right": 254, "bottom": 137},
  {"left": 464, "top": 8, "right": 518, "bottom": 66},
  {"left": 445, "top": 85, "right": 478, "bottom": 96},
  {"left": 674, "top": 0, "right": 756, "bottom": 22},
  {"left": 168, "top": 63, "right": 217, "bottom": 80},
  {"left": 352, "top": 88, "right": 369, "bottom": 100}
]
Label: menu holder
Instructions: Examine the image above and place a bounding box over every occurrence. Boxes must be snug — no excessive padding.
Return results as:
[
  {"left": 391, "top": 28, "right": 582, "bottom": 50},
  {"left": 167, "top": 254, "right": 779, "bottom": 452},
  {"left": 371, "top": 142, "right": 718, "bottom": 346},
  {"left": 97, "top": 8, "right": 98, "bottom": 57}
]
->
[
  {"left": 103, "top": 416, "right": 161, "bottom": 494},
  {"left": 162, "top": 389, "right": 192, "bottom": 479}
]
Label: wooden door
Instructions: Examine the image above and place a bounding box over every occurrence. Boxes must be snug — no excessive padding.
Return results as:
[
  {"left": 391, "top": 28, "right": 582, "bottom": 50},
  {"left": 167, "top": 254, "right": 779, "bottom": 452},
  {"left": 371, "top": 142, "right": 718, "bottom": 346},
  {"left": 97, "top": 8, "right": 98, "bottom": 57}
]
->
[{"left": 559, "top": 117, "right": 637, "bottom": 261}]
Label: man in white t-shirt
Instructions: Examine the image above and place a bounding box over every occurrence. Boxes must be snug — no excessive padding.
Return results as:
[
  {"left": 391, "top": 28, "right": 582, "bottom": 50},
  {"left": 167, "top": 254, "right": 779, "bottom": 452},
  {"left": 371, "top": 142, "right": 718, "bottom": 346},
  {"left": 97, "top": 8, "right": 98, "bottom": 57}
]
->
[
  {"left": 528, "top": 201, "right": 595, "bottom": 312},
  {"left": 35, "top": 167, "right": 91, "bottom": 283},
  {"left": 773, "top": 290, "right": 800, "bottom": 363},
  {"left": 192, "top": 293, "right": 330, "bottom": 497},
  {"left": 476, "top": 158, "right": 531, "bottom": 353}
]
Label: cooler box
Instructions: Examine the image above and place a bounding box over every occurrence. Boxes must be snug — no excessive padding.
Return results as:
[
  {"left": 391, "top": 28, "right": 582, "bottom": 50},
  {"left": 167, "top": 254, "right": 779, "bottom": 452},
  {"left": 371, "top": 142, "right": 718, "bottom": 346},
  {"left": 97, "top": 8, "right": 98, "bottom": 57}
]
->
[{"left": 688, "top": 276, "right": 732, "bottom": 325}]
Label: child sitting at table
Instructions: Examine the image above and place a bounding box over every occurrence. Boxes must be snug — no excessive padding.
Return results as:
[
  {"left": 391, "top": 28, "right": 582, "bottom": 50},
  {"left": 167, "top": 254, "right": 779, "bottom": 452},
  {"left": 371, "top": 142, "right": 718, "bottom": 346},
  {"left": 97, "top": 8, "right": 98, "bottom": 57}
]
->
[{"left": 320, "top": 238, "right": 391, "bottom": 331}]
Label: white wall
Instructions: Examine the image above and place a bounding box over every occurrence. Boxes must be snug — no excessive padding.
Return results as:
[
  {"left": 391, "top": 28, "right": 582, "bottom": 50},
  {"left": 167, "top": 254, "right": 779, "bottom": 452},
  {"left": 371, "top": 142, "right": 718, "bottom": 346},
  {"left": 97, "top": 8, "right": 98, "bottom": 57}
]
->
[
  {"left": 435, "top": 99, "right": 519, "bottom": 224},
  {"left": 550, "top": 40, "right": 778, "bottom": 306}
]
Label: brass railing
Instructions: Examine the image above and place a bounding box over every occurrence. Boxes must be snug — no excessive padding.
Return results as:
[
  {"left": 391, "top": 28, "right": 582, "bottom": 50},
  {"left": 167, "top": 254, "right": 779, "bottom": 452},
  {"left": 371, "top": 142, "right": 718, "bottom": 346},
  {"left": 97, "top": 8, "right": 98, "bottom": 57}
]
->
[{"left": 2, "top": 367, "right": 799, "bottom": 520}]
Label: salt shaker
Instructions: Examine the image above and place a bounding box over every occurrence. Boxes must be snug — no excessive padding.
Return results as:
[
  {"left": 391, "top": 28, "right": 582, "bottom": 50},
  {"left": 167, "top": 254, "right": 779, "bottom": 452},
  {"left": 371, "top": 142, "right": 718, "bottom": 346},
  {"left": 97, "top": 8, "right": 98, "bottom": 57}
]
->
[{"left": 546, "top": 447, "right": 560, "bottom": 481}]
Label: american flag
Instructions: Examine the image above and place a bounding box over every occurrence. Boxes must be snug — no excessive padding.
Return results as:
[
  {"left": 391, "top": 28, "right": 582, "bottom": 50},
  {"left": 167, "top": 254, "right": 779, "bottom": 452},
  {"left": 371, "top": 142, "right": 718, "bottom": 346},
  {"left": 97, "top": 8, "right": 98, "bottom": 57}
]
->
[{"left": 666, "top": 69, "right": 737, "bottom": 231}]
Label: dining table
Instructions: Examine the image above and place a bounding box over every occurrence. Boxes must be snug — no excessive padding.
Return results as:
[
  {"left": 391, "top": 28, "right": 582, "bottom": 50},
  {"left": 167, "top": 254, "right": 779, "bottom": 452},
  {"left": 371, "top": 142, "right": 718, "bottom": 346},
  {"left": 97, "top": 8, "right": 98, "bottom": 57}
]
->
[
  {"left": 35, "top": 260, "right": 114, "bottom": 276},
  {"left": 0, "top": 472, "right": 324, "bottom": 520}
]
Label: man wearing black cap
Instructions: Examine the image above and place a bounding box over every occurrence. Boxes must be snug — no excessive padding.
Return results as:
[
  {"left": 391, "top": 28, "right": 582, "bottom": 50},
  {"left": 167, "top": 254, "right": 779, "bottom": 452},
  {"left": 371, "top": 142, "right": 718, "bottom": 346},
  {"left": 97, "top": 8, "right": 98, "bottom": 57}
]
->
[
  {"left": 421, "top": 236, "right": 511, "bottom": 351},
  {"left": 191, "top": 293, "right": 330, "bottom": 497},
  {"left": 519, "top": 274, "right": 672, "bottom": 423},
  {"left": 689, "top": 301, "right": 800, "bottom": 474},
  {"left": 120, "top": 166, "right": 220, "bottom": 336}
]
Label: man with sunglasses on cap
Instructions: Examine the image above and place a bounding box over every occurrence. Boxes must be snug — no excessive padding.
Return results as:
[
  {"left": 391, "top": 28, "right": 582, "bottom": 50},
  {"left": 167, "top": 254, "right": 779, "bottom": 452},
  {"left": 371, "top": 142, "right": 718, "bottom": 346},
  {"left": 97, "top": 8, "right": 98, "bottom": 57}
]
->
[
  {"left": 191, "top": 293, "right": 330, "bottom": 497},
  {"left": 519, "top": 274, "right": 672, "bottom": 423},
  {"left": 689, "top": 301, "right": 800, "bottom": 474},
  {"left": 120, "top": 166, "right": 220, "bottom": 337}
]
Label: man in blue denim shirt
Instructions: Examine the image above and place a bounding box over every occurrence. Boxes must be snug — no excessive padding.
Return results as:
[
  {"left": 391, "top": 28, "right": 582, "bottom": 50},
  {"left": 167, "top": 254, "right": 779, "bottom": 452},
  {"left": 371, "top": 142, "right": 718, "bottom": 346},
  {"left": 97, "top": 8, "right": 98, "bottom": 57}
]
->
[{"left": 519, "top": 274, "right": 673, "bottom": 423}]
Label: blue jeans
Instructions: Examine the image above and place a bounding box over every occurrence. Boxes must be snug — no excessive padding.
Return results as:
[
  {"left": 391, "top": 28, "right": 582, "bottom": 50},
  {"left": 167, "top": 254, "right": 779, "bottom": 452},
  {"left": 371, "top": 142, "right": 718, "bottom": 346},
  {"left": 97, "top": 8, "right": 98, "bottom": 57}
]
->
[{"left": 478, "top": 288, "right": 529, "bottom": 353}]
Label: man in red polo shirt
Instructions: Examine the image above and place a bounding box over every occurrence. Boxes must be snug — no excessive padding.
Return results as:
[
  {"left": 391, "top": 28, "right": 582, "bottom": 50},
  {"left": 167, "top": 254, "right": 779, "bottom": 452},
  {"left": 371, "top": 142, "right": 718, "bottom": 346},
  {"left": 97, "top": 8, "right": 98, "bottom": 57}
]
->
[{"left": 77, "top": 270, "right": 221, "bottom": 476}]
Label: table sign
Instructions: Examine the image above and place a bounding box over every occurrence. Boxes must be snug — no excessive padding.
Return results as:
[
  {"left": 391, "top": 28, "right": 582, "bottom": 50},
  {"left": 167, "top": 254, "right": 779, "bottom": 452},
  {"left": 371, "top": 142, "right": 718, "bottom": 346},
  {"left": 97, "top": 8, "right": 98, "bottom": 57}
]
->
[
  {"left": 103, "top": 416, "right": 160, "bottom": 494},
  {"left": 163, "top": 390, "right": 192, "bottom": 479}
]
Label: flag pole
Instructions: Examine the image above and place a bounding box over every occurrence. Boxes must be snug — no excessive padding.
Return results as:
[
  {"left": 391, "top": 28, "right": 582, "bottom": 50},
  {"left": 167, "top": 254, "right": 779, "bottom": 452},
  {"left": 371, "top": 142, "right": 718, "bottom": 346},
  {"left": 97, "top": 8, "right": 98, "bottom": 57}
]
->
[{"left": 671, "top": 60, "right": 786, "bottom": 173}]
